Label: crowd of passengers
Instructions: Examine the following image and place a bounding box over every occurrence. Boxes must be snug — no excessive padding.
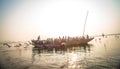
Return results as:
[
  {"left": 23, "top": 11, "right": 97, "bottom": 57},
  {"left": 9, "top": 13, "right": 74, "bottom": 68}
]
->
[{"left": 32, "top": 35, "right": 90, "bottom": 45}]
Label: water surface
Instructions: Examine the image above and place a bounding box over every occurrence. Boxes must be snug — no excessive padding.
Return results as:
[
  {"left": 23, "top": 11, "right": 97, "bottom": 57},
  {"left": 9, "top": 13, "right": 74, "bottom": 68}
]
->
[{"left": 0, "top": 36, "right": 120, "bottom": 69}]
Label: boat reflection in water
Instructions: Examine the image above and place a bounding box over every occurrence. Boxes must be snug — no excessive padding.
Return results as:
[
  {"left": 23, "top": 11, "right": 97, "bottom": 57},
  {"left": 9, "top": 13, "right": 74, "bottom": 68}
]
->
[
  {"left": 31, "top": 44, "right": 93, "bottom": 69},
  {"left": 32, "top": 44, "right": 93, "bottom": 53}
]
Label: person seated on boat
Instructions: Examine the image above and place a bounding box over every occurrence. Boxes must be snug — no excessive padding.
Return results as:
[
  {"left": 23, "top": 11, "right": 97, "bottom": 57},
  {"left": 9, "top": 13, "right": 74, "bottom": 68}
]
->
[
  {"left": 61, "top": 42, "right": 66, "bottom": 46},
  {"left": 81, "top": 36, "right": 85, "bottom": 39}
]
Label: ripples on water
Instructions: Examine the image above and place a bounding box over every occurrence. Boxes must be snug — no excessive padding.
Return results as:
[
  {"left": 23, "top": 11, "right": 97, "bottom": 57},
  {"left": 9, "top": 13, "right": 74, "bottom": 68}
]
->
[{"left": 0, "top": 36, "right": 120, "bottom": 69}]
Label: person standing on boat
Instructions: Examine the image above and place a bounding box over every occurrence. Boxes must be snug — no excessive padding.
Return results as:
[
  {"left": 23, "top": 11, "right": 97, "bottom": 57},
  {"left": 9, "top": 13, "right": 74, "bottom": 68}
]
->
[
  {"left": 87, "top": 35, "right": 89, "bottom": 39},
  {"left": 37, "top": 35, "right": 40, "bottom": 40}
]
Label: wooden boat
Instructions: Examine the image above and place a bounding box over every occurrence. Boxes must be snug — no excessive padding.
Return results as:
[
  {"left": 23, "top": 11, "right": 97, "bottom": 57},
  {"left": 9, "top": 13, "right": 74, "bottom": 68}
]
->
[
  {"left": 31, "top": 11, "right": 94, "bottom": 49},
  {"left": 31, "top": 36, "right": 94, "bottom": 50}
]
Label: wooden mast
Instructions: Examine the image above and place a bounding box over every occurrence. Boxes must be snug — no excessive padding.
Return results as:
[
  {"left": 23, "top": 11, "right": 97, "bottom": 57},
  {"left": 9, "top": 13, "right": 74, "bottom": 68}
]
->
[{"left": 83, "top": 11, "right": 89, "bottom": 36}]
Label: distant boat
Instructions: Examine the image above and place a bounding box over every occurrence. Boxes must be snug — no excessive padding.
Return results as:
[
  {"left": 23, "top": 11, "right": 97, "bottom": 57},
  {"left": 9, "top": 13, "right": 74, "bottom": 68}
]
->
[
  {"left": 31, "top": 11, "right": 94, "bottom": 49},
  {"left": 31, "top": 37, "right": 94, "bottom": 46},
  {"left": 31, "top": 36, "right": 94, "bottom": 50}
]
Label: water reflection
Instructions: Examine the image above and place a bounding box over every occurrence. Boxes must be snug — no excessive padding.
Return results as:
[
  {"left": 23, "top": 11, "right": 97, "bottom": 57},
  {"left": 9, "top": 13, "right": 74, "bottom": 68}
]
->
[
  {"left": 31, "top": 44, "right": 93, "bottom": 69},
  {"left": 66, "top": 52, "right": 78, "bottom": 69},
  {"left": 32, "top": 44, "right": 93, "bottom": 54}
]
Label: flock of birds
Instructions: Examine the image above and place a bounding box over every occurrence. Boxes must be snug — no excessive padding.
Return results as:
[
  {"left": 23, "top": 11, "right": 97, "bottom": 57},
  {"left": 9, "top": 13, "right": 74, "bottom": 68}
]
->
[{"left": 0, "top": 42, "right": 31, "bottom": 49}]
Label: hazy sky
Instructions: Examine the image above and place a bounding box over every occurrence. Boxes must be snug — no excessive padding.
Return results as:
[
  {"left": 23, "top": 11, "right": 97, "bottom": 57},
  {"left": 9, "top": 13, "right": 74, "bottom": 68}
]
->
[{"left": 0, "top": 0, "right": 120, "bottom": 41}]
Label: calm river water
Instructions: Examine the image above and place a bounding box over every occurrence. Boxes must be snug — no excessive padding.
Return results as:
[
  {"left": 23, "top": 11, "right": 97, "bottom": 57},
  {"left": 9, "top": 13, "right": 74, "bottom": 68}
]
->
[{"left": 0, "top": 36, "right": 120, "bottom": 69}]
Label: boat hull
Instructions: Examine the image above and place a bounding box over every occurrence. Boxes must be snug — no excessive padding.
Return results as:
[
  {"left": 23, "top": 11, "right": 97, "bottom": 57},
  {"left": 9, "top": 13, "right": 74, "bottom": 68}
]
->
[{"left": 31, "top": 38, "right": 94, "bottom": 50}]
